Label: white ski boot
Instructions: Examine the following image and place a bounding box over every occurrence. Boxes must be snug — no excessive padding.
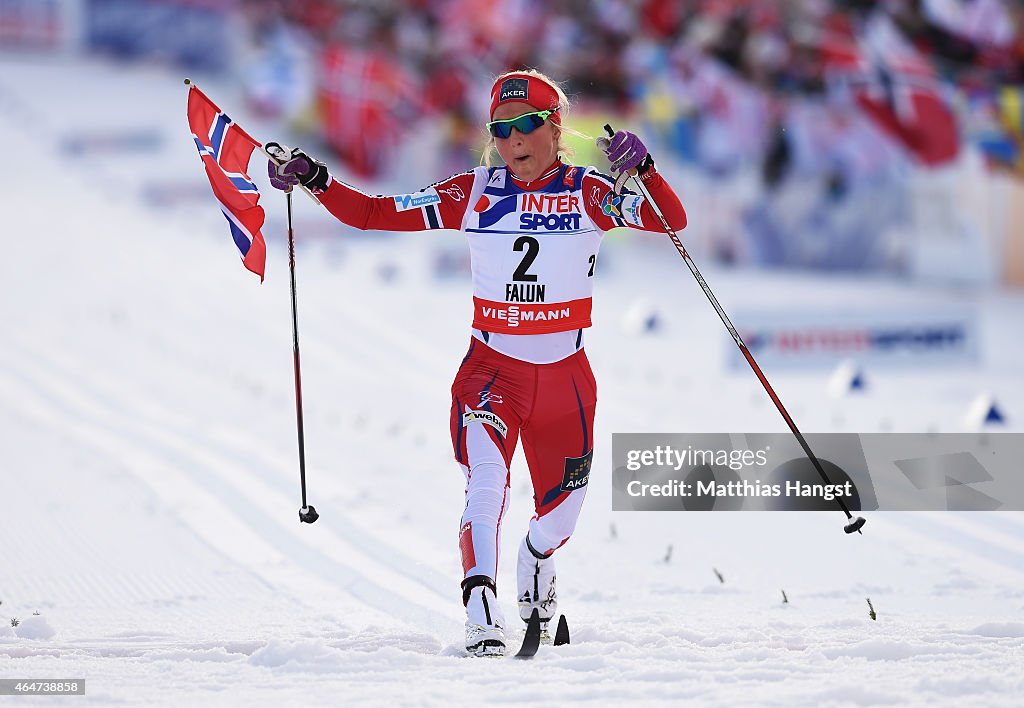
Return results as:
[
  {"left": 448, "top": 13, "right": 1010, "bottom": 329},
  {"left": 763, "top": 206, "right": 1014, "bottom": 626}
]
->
[
  {"left": 516, "top": 535, "right": 557, "bottom": 640},
  {"left": 464, "top": 578, "right": 506, "bottom": 657}
]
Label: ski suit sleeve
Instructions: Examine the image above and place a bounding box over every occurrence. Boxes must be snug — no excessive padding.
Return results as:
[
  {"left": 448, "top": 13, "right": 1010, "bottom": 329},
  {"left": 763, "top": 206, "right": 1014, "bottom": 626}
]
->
[
  {"left": 583, "top": 164, "right": 687, "bottom": 233},
  {"left": 316, "top": 171, "right": 476, "bottom": 232}
]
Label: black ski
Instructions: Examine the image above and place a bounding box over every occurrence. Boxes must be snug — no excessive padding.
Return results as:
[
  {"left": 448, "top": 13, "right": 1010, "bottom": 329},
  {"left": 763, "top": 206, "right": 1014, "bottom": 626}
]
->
[
  {"left": 515, "top": 609, "right": 541, "bottom": 658},
  {"left": 553, "top": 615, "right": 570, "bottom": 646}
]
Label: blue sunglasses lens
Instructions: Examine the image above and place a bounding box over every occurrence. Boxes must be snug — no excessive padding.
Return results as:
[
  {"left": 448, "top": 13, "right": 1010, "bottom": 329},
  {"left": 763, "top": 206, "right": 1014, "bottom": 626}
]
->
[{"left": 488, "top": 111, "right": 550, "bottom": 139}]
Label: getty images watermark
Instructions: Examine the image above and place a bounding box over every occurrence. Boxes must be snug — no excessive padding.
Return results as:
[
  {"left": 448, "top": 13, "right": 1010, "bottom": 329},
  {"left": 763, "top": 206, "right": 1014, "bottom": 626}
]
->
[{"left": 611, "top": 433, "right": 1024, "bottom": 511}]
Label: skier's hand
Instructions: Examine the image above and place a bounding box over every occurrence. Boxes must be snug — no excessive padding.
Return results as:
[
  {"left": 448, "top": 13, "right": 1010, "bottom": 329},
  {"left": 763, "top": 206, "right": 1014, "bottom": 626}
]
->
[
  {"left": 597, "top": 130, "right": 650, "bottom": 177},
  {"left": 266, "top": 144, "right": 330, "bottom": 192}
]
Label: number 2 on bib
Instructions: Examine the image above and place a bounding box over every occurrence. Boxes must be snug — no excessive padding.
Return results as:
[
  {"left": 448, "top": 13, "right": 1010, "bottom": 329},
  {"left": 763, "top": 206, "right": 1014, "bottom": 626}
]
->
[{"left": 512, "top": 236, "right": 539, "bottom": 282}]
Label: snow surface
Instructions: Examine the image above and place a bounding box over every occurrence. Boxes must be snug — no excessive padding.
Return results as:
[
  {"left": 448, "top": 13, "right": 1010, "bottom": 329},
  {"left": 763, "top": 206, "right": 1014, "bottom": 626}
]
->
[{"left": 0, "top": 54, "right": 1022, "bottom": 706}]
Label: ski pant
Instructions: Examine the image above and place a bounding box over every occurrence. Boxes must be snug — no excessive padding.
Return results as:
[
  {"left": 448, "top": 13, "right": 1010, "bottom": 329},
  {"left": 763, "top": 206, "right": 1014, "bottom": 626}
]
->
[{"left": 450, "top": 338, "right": 596, "bottom": 589}]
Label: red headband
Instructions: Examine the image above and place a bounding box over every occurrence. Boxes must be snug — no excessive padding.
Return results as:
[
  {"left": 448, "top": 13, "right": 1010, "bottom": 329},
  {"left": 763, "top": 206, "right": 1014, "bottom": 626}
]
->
[{"left": 489, "top": 73, "right": 561, "bottom": 123}]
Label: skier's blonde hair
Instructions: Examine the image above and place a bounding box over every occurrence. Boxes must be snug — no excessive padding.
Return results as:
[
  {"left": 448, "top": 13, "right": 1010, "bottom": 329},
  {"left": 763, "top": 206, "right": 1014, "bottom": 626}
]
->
[{"left": 481, "top": 69, "right": 591, "bottom": 168}]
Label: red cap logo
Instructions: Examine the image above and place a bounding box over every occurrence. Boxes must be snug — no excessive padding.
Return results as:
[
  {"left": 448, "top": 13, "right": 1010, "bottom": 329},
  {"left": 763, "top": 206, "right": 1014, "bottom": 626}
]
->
[{"left": 489, "top": 73, "right": 561, "bottom": 123}]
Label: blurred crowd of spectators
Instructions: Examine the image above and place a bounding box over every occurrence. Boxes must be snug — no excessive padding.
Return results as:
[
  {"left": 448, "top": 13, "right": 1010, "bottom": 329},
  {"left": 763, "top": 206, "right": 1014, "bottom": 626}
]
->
[
  {"left": 238, "top": 0, "right": 1024, "bottom": 270},
  {"left": 240, "top": 0, "right": 1024, "bottom": 169}
]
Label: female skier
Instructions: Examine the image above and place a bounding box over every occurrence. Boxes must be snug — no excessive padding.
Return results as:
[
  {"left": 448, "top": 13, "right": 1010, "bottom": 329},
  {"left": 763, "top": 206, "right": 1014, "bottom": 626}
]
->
[{"left": 268, "top": 69, "right": 687, "bottom": 656}]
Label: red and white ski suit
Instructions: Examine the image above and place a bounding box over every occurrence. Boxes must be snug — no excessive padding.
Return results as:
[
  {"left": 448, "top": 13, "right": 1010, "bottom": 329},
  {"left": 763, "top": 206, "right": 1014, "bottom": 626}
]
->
[{"left": 315, "top": 159, "right": 686, "bottom": 589}]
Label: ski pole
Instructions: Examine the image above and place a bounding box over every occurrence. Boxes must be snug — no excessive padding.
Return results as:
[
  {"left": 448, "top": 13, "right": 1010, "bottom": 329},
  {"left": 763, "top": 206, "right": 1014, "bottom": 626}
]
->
[
  {"left": 602, "top": 125, "right": 865, "bottom": 535},
  {"left": 266, "top": 143, "right": 319, "bottom": 525}
]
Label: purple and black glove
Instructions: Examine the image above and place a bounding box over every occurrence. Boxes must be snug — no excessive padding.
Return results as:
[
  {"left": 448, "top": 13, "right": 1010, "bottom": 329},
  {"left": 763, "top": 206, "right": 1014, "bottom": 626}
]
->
[
  {"left": 596, "top": 130, "right": 655, "bottom": 193},
  {"left": 599, "top": 130, "right": 649, "bottom": 176},
  {"left": 266, "top": 143, "right": 330, "bottom": 192}
]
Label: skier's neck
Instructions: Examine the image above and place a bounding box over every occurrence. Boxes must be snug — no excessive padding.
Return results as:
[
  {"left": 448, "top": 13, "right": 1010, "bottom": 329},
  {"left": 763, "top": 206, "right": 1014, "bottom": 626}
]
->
[{"left": 509, "top": 160, "right": 562, "bottom": 190}]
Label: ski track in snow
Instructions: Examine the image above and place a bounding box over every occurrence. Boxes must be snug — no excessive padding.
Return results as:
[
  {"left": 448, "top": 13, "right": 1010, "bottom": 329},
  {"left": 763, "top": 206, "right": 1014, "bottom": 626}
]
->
[
  {"left": 0, "top": 341, "right": 455, "bottom": 632},
  {"left": 0, "top": 54, "right": 1022, "bottom": 705}
]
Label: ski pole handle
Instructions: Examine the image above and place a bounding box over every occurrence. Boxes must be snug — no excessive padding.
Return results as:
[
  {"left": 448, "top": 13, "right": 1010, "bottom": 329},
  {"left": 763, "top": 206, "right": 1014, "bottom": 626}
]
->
[
  {"left": 599, "top": 124, "right": 634, "bottom": 194},
  {"left": 264, "top": 142, "right": 294, "bottom": 194},
  {"left": 263, "top": 141, "right": 322, "bottom": 205}
]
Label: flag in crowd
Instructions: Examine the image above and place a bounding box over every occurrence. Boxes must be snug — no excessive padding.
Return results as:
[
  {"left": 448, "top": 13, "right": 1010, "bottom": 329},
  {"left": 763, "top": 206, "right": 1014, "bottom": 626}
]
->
[
  {"left": 318, "top": 43, "right": 420, "bottom": 178},
  {"left": 823, "top": 16, "right": 959, "bottom": 168}
]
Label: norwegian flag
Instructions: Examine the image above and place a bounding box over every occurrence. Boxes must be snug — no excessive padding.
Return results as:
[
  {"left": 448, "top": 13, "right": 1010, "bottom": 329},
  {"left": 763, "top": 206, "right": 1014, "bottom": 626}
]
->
[
  {"left": 186, "top": 83, "right": 267, "bottom": 280},
  {"left": 823, "top": 18, "right": 959, "bottom": 167}
]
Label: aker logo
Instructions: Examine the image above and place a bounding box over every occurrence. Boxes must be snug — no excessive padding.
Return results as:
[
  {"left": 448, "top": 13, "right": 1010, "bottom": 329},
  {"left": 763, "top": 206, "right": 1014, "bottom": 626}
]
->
[
  {"left": 394, "top": 189, "right": 441, "bottom": 211},
  {"left": 561, "top": 450, "right": 593, "bottom": 492},
  {"left": 562, "top": 166, "right": 578, "bottom": 187},
  {"left": 498, "top": 77, "right": 529, "bottom": 103},
  {"left": 462, "top": 409, "right": 508, "bottom": 437},
  {"left": 600, "top": 191, "right": 623, "bottom": 218}
]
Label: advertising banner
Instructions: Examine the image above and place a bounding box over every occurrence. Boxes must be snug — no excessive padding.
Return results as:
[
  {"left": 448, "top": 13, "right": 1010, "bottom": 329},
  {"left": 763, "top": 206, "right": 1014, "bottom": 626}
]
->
[{"left": 730, "top": 305, "right": 980, "bottom": 370}]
